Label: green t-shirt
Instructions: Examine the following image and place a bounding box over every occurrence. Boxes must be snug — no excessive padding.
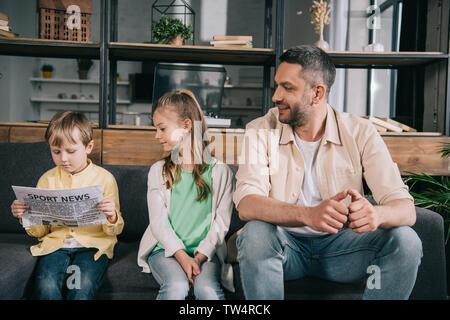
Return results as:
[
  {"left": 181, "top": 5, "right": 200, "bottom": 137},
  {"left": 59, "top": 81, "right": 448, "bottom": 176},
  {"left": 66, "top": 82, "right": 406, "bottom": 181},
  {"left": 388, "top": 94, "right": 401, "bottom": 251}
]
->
[{"left": 153, "top": 163, "right": 213, "bottom": 255}]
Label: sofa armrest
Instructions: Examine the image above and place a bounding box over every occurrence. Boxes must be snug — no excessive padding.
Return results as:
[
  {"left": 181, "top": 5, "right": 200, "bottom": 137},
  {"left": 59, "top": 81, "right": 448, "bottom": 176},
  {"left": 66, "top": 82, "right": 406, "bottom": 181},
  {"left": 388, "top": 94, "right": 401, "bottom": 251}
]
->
[{"left": 410, "top": 207, "right": 447, "bottom": 299}]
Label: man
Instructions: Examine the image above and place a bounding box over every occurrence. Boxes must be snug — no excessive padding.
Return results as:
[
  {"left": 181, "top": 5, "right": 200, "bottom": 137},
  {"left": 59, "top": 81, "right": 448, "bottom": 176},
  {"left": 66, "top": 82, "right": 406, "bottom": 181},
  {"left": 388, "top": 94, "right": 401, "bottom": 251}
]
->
[{"left": 233, "top": 45, "right": 422, "bottom": 300}]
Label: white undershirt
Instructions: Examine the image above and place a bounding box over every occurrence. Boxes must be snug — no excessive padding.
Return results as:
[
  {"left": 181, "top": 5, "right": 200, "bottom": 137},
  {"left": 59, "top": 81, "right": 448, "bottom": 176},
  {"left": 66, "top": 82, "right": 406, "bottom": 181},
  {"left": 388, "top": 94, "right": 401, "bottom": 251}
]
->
[
  {"left": 282, "top": 133, "right": 328, "bottom": 237},
  {"left": 62, "top": 236, "right": 84, "bottom": 248}
]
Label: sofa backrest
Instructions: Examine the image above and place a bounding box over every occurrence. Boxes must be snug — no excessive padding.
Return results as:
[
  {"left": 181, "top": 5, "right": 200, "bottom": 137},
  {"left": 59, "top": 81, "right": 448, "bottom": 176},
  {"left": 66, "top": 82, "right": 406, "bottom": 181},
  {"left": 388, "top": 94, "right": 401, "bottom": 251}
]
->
[
  {"left": 102, "top": 164, "right": 150, "bottom": 242},
  {"left": 0, "top": 142, "right": 54, "bottom": 233}
]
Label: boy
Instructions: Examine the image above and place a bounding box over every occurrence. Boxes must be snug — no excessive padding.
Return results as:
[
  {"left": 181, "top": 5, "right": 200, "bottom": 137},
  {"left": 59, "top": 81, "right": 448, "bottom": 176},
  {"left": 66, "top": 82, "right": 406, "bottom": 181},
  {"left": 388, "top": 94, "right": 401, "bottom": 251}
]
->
[{"left": 10, "top": 111, "right": 124, "bottom": 300}]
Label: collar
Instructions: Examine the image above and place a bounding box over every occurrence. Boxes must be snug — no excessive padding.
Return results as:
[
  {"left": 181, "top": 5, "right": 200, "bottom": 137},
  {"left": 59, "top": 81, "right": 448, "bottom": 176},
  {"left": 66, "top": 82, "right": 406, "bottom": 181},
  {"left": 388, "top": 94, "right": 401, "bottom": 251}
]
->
[
  {"left": 279, "top": 104, "right": 341, "bottom": 146},
  {"left": 58, "top": 158, "right": 94, "bottom": 178}
]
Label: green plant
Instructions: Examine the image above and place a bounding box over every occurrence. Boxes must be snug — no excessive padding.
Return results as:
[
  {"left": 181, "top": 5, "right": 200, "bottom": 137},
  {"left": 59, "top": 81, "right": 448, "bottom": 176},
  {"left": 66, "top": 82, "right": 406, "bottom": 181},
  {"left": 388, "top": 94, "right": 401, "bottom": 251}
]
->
[
  {"left": 77, "top": 59, "right": 93, "bottom": 71},
  {"left": 40, "top": 64, "right": 53, "bottom": 72},
  {"left": 152, "top": 15, "right": 193, "bottom": 44},
  {"left": 404, "top": 142, "right": 450, "bottom": 243}
]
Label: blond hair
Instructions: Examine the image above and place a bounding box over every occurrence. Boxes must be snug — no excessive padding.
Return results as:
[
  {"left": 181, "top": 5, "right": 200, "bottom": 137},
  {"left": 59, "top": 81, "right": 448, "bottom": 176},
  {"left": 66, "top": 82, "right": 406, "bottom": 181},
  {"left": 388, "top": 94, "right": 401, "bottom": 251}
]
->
[
  {"left": 154, "top": 89, "right": 211, "bottom": 201},
  {"left": 45, "top": 111, "right": 93, "bottom": 147}
]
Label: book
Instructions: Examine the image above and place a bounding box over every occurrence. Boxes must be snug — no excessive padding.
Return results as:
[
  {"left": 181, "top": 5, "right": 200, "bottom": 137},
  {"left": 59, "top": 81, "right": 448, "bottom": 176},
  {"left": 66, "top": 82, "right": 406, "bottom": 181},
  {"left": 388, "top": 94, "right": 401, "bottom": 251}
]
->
[
  {"left": 213, "top": 43, "right": 252, "bottom": 48},
  {"left": 0, "top": 29, "right": 18, "bottom": 38},
  {"left": 213, "top": 35, "right": 252, "bottom": 41},
  {"left": 210, "top": 40, "right": 252, "bottom": 45},
  {"left": 0, "top": 19, "right": 8, "bottom": 27},
  {"left": 0, "top": 26, "right": 10, "bottom": 31},
  {"left": 0, "top": 12, "right": 9, "bottom": 21},
  {"left": 377, "top": 117, "right": 417, "bottom": 132},
  {"left": 372, "top": 123, "right": 387, "bottom": 133},
  {"left": 363, "top": 116, "right": 403, "bottom": 132}
]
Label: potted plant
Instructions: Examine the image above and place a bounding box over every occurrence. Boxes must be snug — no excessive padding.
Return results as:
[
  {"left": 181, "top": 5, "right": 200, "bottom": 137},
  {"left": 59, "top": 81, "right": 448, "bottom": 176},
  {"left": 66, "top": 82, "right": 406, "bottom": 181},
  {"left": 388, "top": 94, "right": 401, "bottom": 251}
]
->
[
  {"left": 77, "top": 59, "right": 93, "bottom": 80},
  {"left": 41, "top": 64, "right": 54, "bottom": 78},
  {"left": 152, "top": 15, "right": 193, "bottom": 45}
]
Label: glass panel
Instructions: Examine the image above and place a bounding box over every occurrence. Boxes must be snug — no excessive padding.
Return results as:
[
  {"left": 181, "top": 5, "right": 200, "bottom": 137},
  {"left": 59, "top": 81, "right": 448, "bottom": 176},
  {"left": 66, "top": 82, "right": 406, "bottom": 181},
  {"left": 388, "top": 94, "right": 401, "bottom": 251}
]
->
[
  {"left": 0, "top": 55, "right": 100, "bottom": 123},
  {"left": 113, "top": 60, "right": 151, "bottom": 126}
]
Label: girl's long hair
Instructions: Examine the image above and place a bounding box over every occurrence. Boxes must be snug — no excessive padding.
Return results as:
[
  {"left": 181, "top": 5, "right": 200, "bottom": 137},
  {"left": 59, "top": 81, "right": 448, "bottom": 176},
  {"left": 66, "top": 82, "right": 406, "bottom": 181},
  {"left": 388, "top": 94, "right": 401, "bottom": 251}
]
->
[{"left": 154, "top": 89, "right": 212, "bottom": 201}]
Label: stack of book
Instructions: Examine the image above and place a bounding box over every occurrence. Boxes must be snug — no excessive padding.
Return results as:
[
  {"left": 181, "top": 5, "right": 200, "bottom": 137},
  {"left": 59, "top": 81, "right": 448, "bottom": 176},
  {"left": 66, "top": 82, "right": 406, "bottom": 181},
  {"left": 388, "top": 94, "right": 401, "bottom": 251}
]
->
[
  {"left": 363, "top": 116, "right": 417, "bottom": 133},
  {"left": 0, "top": 12, "right": 18, "bottom": 39},
  {"left": 210, "top": 35, "right": 253, "bottom": 48}
]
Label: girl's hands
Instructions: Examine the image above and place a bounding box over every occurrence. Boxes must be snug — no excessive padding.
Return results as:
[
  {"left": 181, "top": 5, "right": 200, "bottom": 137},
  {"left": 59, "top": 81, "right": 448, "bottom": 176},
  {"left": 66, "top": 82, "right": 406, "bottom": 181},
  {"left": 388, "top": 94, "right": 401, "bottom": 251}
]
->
[
  {"left": 97, "top": 198, "right": 117, "bottom": 223},
  {"left": 174, "top": 250, "right": 200, "bottom": 286},
  {"left": 11, "top": 200, "right": 29, "bottom": 219}
]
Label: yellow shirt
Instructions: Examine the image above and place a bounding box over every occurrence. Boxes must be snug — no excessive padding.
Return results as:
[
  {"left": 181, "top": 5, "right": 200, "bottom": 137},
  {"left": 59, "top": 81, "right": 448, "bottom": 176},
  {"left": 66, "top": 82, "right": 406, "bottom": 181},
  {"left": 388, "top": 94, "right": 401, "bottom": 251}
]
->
[
  {"left": 233, "top": 105, "right": 413, "bottom": 209},
  {"left": 25, "top": 159, "right": 124, "bottom": 260}
]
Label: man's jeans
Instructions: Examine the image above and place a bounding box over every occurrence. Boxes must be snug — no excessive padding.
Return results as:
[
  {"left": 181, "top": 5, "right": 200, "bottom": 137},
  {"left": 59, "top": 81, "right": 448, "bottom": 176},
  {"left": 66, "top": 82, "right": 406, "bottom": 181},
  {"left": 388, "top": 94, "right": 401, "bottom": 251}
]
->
[
  {"left": 236, "top": 220, "right": 423, "bottom": 300},
  {"left": 33, "top": 248, "right": 108, "bottom": 300},
  {"left": 148, "top": 249, "right": 225, "bottom": 300}
]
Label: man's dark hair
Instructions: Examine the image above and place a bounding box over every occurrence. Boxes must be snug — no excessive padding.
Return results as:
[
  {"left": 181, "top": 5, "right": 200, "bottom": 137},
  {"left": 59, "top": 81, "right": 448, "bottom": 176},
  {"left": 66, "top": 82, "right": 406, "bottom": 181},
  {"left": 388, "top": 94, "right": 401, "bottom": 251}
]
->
[{"left": 279, "top": 45, "right": 336, "bottom": 96}]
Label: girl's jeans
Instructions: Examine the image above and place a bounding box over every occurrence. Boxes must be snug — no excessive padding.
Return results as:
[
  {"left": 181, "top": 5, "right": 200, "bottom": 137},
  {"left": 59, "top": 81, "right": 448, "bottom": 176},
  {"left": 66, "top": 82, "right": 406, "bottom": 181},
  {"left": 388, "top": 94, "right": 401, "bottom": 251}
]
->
[
  {"left": 148, "top": 249, "right": 224, "bottom": 300},
  {"left": 236, "top": 220, "right": 422, "bottom": 300}
]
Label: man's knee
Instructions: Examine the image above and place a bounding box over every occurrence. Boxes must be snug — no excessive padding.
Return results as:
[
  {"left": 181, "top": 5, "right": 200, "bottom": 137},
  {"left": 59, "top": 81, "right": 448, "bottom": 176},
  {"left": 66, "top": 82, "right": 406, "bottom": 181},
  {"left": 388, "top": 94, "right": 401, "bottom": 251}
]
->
[
  {"left": 237, "top": 220, "right": 279, "bottom": 258},
  {"left": 387, "top": 226, "right": 423, "bottom": 266}
]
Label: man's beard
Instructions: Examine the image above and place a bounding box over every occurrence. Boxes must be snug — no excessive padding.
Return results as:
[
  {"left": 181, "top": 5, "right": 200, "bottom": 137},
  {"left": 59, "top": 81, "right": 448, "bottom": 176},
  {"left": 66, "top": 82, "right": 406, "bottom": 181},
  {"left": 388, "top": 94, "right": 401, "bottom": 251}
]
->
[{"left": 278, "top": 96, "right": 313, "bottom": 127}]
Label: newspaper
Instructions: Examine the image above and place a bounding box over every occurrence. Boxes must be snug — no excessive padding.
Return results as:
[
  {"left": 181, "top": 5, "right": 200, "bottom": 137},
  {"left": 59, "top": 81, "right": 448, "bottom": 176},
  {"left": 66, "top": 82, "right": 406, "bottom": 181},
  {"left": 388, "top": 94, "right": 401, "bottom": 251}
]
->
[{"left": 12, "top": 185, "right": 106, "bottom": 228}]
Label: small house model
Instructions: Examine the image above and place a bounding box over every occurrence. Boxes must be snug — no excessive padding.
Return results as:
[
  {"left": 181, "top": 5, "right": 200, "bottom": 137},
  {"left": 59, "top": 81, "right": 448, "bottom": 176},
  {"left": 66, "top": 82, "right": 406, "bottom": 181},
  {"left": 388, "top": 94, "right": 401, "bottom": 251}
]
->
[{"left": 38, "top": 0, "right": 92, "bottom": 41}]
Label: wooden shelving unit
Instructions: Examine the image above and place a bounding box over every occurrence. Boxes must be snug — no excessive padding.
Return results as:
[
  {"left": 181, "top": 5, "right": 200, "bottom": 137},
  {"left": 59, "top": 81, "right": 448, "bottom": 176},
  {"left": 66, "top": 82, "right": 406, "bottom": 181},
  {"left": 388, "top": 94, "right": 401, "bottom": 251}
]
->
[
  {"left": 0, "top": 0, "right": 448, "bottom": 139},
  {"left": 0, "top": 38, "right": 100, "bottom": 59},
  {"left": 108, "top": 42, "right": 275, "bottom": 65},
  {"left": 328, "top": 51, "right": 449, "bottom": 68}
]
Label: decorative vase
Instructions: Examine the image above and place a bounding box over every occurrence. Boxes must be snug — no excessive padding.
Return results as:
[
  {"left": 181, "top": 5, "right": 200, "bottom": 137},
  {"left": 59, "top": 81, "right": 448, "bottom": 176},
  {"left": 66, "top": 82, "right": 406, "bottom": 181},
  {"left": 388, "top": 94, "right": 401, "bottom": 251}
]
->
[
  {"left": 171, "top": 35, "right": 184, "bottom": 46},
  {"left": 78, "top": 70, "right": 88, "bottom": 80},
  {"left": 42, "top": 71, "right": 52, "bottom": 78},
  {"left": 314, "top": 34, "right": 329, "bottom": 51}
]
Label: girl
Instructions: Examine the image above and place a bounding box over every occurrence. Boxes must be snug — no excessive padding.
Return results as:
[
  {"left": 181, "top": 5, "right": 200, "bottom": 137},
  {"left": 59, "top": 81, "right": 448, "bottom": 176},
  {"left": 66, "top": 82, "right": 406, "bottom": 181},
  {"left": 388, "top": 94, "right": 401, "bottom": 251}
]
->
[{"left": 137, "top": 89, "right": 234, "bottom": 300}]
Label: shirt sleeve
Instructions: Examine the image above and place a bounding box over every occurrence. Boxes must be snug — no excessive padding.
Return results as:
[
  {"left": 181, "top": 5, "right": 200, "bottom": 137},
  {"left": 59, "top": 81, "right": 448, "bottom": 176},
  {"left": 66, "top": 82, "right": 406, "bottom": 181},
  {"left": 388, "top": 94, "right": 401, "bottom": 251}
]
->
[
  {"left": 233, "top": 124, "right": 272, "bottom": 209},
  {"left": 101, "top": 173, "right": 124, "bottom": 236},
  {"left": 359, "top": 123, "right": 413, "bottom": 204}
]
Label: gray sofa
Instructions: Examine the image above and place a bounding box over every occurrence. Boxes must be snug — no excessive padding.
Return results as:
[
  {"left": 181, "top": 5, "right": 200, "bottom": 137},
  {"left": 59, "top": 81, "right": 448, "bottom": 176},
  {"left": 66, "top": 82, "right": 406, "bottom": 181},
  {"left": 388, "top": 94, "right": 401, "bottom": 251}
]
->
[{"left": 0, "top": 142, "right": 447, "bottom": 300}]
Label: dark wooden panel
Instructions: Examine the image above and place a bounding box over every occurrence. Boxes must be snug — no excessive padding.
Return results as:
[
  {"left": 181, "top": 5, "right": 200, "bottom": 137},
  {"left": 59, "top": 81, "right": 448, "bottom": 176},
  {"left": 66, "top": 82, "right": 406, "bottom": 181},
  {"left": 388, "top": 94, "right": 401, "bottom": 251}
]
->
[
  {"left": 0, "top": 127, "right": 10, "bottom": 142},
  {"left": 9, "top": 126, "right": 47, "bottom": 143},
  {"left": 383, "top": 136, "right": 450, "bottom": 175},
  {"left": 102, "top": 129, "right": 164, "bottom": 166}
]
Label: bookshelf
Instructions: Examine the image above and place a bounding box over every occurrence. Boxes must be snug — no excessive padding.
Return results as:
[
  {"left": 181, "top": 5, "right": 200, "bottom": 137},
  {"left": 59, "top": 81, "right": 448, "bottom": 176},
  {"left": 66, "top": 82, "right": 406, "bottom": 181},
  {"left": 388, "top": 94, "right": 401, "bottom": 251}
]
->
[{"left": 0, "top": 0, "right": 448, "bottom": 135}]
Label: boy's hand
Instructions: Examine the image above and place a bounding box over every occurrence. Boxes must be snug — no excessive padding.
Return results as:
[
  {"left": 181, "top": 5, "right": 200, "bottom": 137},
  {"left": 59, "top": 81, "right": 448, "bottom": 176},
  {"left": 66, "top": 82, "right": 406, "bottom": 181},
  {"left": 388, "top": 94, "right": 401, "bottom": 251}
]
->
[
  {"left": 11, "top": 200, "right": 29, "bottom": 219},
  {"left": 98, "top": 198, "right": 117, "bottom": 224}
]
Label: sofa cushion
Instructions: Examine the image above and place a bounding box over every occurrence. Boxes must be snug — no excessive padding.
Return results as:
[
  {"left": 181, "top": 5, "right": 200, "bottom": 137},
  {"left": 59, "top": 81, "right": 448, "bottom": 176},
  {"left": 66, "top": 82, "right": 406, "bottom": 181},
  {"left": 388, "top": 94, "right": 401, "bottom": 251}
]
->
[
  {"left": 0, "top": 142, "right": 54, "bottom": 233},
  {"left": 102, "top": 165, "right": 150, "bottom": 243},
  {"left": 96, "top": 241, "right": 159, "bottom": 300},
  {"left": 0, "top": 233, "right": 39, "bottom": 299},
  {"left": 410, "top": 207, "right": 447, "bottom": 299}
]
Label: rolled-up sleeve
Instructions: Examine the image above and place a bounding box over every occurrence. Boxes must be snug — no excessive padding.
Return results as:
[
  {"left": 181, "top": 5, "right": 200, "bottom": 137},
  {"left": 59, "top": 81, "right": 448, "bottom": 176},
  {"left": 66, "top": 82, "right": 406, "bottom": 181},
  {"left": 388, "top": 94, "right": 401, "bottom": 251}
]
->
[
  {"left": 233, "top": 124, "right": 272, "bottom": 208},
  {"left": 360, "top": 123, "right": 413, "bottom": 205}
]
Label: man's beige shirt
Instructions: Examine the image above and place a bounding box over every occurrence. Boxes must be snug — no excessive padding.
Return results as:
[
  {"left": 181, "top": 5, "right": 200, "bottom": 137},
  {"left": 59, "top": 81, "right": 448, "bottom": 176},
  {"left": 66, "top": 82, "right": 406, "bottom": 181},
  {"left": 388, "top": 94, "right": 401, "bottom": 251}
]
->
[{"left": 233, "top": 105, "right": 412, "bottom": 209}]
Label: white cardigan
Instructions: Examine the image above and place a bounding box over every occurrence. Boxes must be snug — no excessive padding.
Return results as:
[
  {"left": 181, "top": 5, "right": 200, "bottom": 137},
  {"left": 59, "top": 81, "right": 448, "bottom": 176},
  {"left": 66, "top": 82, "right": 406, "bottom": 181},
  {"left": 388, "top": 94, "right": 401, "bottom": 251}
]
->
[{"left": 137, "top": 158, "right": 235, "bottom": 292}]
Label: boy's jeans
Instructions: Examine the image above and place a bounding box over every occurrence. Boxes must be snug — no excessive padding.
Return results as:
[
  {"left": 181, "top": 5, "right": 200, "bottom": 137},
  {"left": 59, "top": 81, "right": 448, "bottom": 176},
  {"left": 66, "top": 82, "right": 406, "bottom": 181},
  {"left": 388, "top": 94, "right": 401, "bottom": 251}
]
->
[
  {"left": 33, "top": 247, "right": 108, "bottom": 300},
  {"left": 148, "top": 249, "right": 224, "bottom": 300},
  {"left": 236, "top": 220, "right": 423, "bottom": 300}
]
